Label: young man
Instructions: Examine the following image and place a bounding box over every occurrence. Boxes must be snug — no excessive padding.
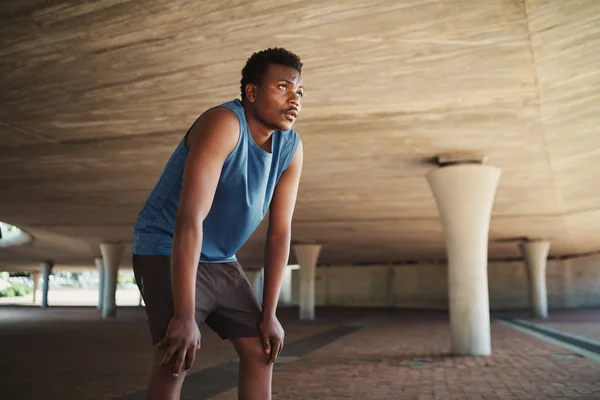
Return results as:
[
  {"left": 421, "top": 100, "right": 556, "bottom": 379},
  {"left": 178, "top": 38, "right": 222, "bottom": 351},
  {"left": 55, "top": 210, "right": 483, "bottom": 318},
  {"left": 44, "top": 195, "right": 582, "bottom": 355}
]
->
[{"left": 131, "top": 48, "right": 304, "bottom": 400}]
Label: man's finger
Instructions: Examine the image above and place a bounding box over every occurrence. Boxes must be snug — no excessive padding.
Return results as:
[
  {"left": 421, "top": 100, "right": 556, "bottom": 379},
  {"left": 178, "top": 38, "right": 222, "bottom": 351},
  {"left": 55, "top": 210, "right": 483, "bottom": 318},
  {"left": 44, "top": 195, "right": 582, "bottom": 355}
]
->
[
  {"left": 185, "top": 345, "right": 195, "bottom": 371},
  {"left": 161, "top": 346, "right": 177, "bottom": 365},
  {"left": 173, "top": 350, "right": 186, "bottom": 377},
  {"left": 262, "top": 335, "right": 271, "bottom": 355},
  {"left": 268, "top": 340, "right": 279, "bottom": 364},
  {"left": 278, "top": 341, "right": 284, "bottom": 356},
  {"left": 196, "top": 338, "right": 201, "bottom": 351}
]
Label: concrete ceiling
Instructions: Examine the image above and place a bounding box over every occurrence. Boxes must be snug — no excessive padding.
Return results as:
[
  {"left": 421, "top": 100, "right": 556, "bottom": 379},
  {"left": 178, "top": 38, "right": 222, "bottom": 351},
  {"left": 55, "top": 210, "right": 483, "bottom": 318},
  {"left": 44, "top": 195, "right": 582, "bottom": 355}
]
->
[{"left": 1, "top": 0, "right": 599, "bottom": 269}]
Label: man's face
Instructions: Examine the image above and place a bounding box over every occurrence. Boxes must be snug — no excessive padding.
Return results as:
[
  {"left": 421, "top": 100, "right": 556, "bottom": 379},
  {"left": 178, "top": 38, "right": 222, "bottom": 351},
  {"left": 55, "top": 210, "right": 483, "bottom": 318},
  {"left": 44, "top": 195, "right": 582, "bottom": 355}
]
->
[{"left": 251, "top": 64, "right": 304, "bottom": 131}]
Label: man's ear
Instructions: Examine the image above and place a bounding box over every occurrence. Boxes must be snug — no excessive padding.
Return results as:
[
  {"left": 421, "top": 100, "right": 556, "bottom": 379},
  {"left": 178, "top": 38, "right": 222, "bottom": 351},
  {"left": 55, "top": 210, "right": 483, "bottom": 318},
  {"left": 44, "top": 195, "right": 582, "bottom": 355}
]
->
[{"left": 245, "top": 84, "right": 257, "bottom": 103}]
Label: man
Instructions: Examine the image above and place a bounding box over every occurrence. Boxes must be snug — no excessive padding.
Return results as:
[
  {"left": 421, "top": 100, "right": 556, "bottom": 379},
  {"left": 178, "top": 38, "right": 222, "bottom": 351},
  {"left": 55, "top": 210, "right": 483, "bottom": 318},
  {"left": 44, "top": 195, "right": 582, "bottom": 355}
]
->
[{"left": 131, "top": 47, "right": 304, "bottom": 400}]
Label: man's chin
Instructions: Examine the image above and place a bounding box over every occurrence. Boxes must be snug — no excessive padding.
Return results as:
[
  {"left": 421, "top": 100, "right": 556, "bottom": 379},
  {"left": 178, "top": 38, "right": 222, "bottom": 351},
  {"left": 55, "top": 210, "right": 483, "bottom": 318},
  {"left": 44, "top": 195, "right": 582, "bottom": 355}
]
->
[
  {"left": 266, "top": 118, "right": 295, "bottom": 132},
  {"left": 277, "top": 121, "right": 295, "bottom": 131}
]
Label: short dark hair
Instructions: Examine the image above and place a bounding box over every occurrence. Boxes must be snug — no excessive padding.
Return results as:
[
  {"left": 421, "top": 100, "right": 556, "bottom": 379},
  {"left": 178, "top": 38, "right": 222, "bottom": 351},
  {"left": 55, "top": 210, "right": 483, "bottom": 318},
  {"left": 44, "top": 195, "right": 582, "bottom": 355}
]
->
[{"left": 240, "top": 47, "right": 303, "bottom": 100}]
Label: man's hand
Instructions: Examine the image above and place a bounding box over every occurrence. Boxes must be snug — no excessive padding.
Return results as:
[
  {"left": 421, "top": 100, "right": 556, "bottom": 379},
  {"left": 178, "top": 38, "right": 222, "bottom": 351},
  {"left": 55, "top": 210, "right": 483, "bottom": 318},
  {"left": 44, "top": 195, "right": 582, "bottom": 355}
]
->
[
  {"left": 157, "top": 315, "right": 201, "bottom": 377},
  {"left": 259, "top": 314, "right": 285, "bottom": 364}
]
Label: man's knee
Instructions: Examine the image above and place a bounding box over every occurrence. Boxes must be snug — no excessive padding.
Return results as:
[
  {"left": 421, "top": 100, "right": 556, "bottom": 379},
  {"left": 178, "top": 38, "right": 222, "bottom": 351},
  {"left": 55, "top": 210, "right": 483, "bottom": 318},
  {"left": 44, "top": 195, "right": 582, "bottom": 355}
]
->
[
  {"left": 144, "top": 349, "right": 188, "bottom": 400},
  {"left": 232, "top": 337, "right": 269, "bottom": 365},
  {"left": 151, "top": 348, "right": 190, "bottom": 380}
]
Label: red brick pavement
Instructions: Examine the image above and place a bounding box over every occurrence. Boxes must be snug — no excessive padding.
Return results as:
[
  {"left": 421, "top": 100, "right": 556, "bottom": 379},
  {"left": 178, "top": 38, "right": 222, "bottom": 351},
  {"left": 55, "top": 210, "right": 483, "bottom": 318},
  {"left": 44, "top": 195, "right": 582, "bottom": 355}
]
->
[
  {"left": 0, "top": 306, "right": 362, "bottom": 400},
  {"left": 2, "top": 306, "right": 600, "bottom": 400},
  {"left": 216, "top": 312, "right": 600, "bottom": 399}
]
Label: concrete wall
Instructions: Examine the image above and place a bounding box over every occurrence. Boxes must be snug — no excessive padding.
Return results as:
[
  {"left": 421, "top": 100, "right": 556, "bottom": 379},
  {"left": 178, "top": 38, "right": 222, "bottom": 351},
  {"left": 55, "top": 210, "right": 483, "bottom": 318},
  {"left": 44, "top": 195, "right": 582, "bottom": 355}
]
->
[{"left": 287, "top": 253, "right": 600, "bottom": 309}]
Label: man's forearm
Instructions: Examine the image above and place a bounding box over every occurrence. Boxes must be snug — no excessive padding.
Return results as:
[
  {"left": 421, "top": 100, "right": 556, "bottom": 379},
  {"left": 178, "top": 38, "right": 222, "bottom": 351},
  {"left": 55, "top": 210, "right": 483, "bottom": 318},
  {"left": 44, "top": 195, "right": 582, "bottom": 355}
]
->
[
  {"left": 171, "top": 218, "right": 202, "bottom": 317},
  {"left": 262, "top": 234, "right": 291, "bottom": 316}
]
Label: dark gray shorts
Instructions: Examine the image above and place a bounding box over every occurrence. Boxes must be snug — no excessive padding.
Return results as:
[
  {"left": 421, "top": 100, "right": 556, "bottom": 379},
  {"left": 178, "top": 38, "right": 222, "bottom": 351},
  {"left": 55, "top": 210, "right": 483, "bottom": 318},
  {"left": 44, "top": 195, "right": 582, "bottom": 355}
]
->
[{"left": 132, "top": 254, "right": 262, "bottom": 344}]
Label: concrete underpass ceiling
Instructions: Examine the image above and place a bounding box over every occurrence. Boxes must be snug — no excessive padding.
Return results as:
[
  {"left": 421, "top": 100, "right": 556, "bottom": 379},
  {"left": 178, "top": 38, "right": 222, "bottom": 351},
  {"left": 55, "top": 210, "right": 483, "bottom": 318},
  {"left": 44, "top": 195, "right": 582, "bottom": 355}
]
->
[{"left": 1, "top": 0, "right": 599, "bottom": 269}]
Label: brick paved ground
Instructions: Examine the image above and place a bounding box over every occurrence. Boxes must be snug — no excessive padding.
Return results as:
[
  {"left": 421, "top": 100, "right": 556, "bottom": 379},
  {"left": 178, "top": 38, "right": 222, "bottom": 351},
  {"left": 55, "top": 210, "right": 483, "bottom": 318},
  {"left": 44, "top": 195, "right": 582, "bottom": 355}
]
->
[
  {"left": 215, "top": 312, "right": 600, "bottom": 400},
  {"left": 0, "top": 305, "right": 371, "bottom": 400},
  {"left": 2, "top": 306, "right": 600, "bottom": 400}
]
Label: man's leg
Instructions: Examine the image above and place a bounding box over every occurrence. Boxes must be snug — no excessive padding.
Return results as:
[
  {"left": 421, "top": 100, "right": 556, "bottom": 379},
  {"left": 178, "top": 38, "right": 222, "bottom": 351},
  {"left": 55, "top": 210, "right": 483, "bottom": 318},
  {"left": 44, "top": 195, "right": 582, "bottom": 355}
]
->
[
  {"left": 145, "top": 348, "right": 188, "bottom": 400},
  {"left": 231, "top": 337, "right": 273, "bottom": 400},
  {"left": 133, "top": 255, "right": 213, "bottom": 400},
  {"left": 208, "top": 261, "right": 273, "bottom": 399}
]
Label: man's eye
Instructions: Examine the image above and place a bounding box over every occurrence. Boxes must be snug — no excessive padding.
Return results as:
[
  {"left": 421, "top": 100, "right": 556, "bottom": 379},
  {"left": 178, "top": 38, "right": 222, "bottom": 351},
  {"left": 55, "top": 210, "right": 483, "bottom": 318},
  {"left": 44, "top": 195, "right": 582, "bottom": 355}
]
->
[
  {"left": 278, "top": 85, "right": 286, "bottom": 90},
  {"left": 297, "top": 92, "right": 304, "bottom": 97}
]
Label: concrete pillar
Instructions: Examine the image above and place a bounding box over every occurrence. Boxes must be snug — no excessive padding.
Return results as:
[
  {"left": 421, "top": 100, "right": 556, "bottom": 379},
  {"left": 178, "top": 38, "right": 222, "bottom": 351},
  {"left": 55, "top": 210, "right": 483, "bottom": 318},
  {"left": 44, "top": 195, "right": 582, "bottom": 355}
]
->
[
  {"left": 40, "top": 261, "right": 53, "bottom": 308},
  {"left": 99, "top": 243, "right": 124, "bottom": 318},
  {"left": 246, "top": 266, "right": 294, "bottom": 307},
  {"left": 427, "top": 164, "right": 501, "bottom": 356},
  {"left": 293, "top": 244, "right": 321, "bottom": 321},
  {"left": 279, "top": 265, "right": 294, "bottom": 307},
  {"left": 94, "top": 257, "right": 105, "bottom": 311},
  {"left": 255, "top": 268, "right": 265, "bottom": 304},
  {"left": 32, "top": 271, "right": 41, "bottom": 304},
  {"left": 519, "top": 240, "right": 550, "bottom": 319},
  {"left": 243, "top": 268, "right": 264, "bottom": 303}
]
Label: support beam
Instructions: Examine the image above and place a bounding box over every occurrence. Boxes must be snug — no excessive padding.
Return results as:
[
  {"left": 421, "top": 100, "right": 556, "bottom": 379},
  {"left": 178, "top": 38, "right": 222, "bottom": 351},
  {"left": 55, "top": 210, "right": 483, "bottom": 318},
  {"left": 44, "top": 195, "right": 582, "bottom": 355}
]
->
[
  {"left": 279, "top": 265, "right": 294, "bottom": 307},
  {"left": 252, "top": 268, "right": 265, "bottom": 305},
  {"left": 32, "top": 271, "right": 41, "bottom": 304},
  {"left": 40, "top": 261, "right": 53, "bottom": 308},
  {"left": 94, "top": 257, "right": 105, "bottom": 311},
  {"left": 247, "top": 266, "right": 296, "bottom": 307},
  {"left": 99, "top": 243, "right": 124, "bottom": 318},
  {"left": 427, "top": 164, "right": 501, "bottom": 356},
  {"left": 293, "top": 244, "right": 321, "bottom": 321},
  {"left": 519, "top": 240, "right": 551, "bottom": 319}
]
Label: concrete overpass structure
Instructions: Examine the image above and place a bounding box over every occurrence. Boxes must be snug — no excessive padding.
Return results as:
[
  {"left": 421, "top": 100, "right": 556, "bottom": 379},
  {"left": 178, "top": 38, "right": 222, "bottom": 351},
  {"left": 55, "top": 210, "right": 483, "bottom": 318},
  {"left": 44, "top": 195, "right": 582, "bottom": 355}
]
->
[{"left": 1, "top": 0, "right": 599, "bottom": 356}]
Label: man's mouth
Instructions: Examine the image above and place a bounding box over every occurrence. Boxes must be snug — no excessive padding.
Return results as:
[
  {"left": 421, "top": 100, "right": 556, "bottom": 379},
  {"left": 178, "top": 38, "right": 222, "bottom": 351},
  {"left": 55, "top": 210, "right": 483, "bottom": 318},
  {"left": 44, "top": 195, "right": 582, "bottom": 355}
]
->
[{"left": 284, "top": 108, "right": 298, "bottom": 119}]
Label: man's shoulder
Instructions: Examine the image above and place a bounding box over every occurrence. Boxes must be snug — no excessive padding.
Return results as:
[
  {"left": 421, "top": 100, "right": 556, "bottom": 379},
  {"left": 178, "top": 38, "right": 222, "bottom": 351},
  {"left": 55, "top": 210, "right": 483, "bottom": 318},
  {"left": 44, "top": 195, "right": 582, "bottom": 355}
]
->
[
  {"left": 186, "top": 101, "right": 242, "bottom": 149},
  {"left": 196, "top": 97, "right": 243, "bottom": 123},
  {"left": 217, "top": 98, "right": 243, "bottom": 110},
  {"left": 208, "top": 98, "right": 244, "bottom": 116},
  {"left": 197, "top": 99, "right": 244, "bottom": 127}
]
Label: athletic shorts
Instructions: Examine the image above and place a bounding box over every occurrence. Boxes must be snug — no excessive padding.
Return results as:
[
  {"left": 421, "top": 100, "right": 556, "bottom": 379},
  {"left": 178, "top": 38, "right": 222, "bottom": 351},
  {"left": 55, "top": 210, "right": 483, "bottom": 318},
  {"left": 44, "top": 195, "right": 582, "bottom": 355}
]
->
[{"left": 132, "top": 254, "right": 262, "bottom": 344}]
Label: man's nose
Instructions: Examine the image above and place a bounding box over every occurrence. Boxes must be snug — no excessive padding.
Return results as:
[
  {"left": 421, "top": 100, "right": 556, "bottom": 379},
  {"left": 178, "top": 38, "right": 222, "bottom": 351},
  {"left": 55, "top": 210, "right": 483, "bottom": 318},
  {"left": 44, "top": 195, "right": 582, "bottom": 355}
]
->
[{"left": 289, "top": 93, "right": 300, "bottom": 107}]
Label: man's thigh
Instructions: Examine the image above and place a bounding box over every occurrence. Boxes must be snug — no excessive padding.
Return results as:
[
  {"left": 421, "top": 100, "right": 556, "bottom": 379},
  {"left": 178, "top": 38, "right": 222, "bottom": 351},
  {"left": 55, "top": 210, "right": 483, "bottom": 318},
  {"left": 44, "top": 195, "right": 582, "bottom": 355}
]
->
[
  {"left": 204, "top": 261, "right": 262, "bottom": 340},
  {"left": 133, "top": 255, "right": 218, "bottom": 345},
  {"left": 132, "top": 254, "right": 175, "bottom": 345}
]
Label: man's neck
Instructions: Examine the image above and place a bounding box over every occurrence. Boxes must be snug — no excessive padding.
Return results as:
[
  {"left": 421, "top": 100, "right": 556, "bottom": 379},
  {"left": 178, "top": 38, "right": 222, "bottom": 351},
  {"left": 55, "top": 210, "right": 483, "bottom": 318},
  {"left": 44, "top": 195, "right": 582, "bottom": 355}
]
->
[{"left": 243, "top": 102, "right": 274, "bottom": 152}]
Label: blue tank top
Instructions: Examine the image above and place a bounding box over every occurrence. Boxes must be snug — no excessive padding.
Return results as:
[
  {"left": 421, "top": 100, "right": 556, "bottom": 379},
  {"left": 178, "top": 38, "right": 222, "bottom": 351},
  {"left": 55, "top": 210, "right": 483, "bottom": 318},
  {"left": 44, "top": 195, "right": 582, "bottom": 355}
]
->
[{"left": 132, "top": 99, "right": 300, "bottom": 263}]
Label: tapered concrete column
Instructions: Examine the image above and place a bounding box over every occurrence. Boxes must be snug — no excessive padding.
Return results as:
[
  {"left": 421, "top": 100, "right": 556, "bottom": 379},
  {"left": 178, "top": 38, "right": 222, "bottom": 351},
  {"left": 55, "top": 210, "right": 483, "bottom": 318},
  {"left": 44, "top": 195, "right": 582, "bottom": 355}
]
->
[
  {"left": 246, "top": 267, "right": 294, "bottom": 306},
  {"left": 94, "top": 257, "right": 105, "bottom": 311},
  {"left": 519, "top": 240, "right": 550, "bottom": 319},
  {"left": 293, "top": 244, "right": 321, "bottom": 321},
  {"left": 32, "top": 271, "right": 41, "bottom": 304},
  {"left": 256, "top": 268, "right": 265, "bottom": 304},
  {"left": 244, "top": 268, "right": 264, "bottom": 303},
  {"left": 427, "top": 164, "right": 501, "bottom": 356},
  {"left": 100, "top": 243, "right": 124, "bottom": 318},
  {"left": 40, "top": 261, "right": 53, "bottom": 308},
  {"left": 279, "top": 265, "right": 294, "bottom": 307}
]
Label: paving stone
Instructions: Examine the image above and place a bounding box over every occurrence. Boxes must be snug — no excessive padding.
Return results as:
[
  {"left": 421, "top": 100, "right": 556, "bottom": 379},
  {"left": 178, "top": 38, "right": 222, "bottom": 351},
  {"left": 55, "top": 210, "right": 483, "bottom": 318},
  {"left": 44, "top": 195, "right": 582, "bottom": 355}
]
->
[{"left": 2, "top": 306, "right": 600, "bottom": 400}]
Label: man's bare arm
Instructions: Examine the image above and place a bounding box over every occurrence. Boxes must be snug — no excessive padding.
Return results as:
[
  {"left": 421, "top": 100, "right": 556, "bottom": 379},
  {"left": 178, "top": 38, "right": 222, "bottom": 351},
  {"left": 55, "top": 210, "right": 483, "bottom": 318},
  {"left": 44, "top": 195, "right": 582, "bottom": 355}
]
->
[
  {"left": 262, "top": 139, "right": 303, "bottom": 316},
  {"left": 159, "top": 107, "right": 239, "bottom": 376},
  {"left": 171, "top": 108, "right": 239, "bottom": 317},
  {"left": 259, "top": 139, "right": 303, "bottom": 364}
]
